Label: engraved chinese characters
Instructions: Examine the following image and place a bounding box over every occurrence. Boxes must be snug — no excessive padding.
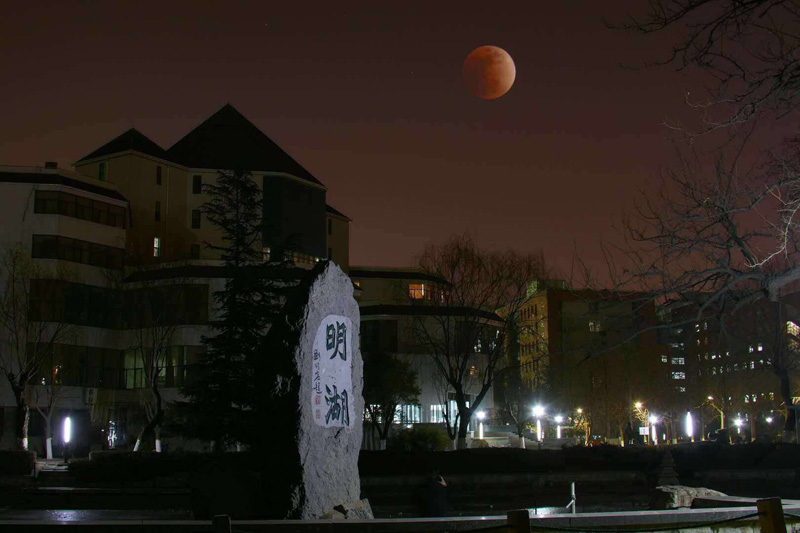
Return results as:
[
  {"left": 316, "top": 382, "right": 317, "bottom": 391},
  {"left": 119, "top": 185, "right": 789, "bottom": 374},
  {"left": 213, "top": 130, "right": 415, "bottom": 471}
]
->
[{"left": 312, "top": 315, "right": 353, "bottom": 427}]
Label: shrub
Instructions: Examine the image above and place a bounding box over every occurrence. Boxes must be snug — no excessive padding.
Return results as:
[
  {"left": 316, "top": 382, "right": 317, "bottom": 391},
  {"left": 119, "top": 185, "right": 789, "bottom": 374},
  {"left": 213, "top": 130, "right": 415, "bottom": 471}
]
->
[
  {"left": 0, "top": 450, "right": 36, "bottom": 476},
  {"left": 470, "top": 439, "right": 489, "bottom": 449},
  {"left": 388, "top": 425, "right": 451, "bottom": 452}
]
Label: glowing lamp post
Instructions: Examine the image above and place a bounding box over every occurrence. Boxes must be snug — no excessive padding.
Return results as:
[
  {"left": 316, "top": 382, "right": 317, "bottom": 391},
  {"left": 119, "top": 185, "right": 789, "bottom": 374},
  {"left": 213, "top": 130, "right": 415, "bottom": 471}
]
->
[
  {"left": 555, "top": 415, "right": 564, "bottom": 439},
  {"left": 649, "top": 415, "right": 658, "bottom": 445},
  {"left": 477, "top": 411, "right": 486, "bottom": 440},
  {"left": 533, "top": 405, "right": 545, "bottom": 442},
  {"left": 63, "top": 416, "right": 72, "bottom": 444},
  {"left": 766, "top": 417, "right": 774, "bottom": 424},
  {"left": 734, "top": 418, "right": 743, "bottom": 435},
  {"left": 685, "top": 411, "right": 694, "bottom": 442}
]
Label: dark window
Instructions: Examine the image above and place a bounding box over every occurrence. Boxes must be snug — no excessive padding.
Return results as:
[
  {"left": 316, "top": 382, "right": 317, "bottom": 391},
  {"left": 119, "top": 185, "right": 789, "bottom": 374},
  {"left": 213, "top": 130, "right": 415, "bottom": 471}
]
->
[
  {"left": 328, "top": 219, "right": 332, "bottom": 235},
  {"left": 98, "top": 162, "right": 106, "bottom": 181},
  {"left": 31, "top": 235, "right": 124, "bottom": 270},
  {"left": 34, "top": 191, "right": 59, "bottom": 214},
  {"left": 155, "top": 201, "right": 161, "bottom": 222},
  {"left": 156, "top": 166, "right": 162, "bottom": 185},
  {"left": 191, "top": 209, "right": 201, "bottom": 229},
  {"left": 34, "top": 191, "right": 125, "bottom": 228},
  {"left": 192, "top": 175, "right": 202, "bottom": 194},
  {"left": 190, "top": 244, "right": 200, "bottom": 259},
  {"left": 58, "top": 193, "right": 76, "bottom": 217},
  {"left": 328, "top": 247, "right": 332, "bottom": 259},
  {"left": 76, "top": 196, "right": 92, "bottom": 221},
  {"left": 92, "top": 201, "right": 108, "bottom": 225},
  {"left": 108, "top": 205, "right": 125, "bottom": 228}
]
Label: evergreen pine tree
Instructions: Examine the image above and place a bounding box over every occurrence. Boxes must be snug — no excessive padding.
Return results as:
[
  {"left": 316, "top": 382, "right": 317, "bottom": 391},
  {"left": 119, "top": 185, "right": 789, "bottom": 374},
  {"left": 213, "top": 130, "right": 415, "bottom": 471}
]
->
[{"left": 174, "top": 169, "right": 281, "bottom": 449}]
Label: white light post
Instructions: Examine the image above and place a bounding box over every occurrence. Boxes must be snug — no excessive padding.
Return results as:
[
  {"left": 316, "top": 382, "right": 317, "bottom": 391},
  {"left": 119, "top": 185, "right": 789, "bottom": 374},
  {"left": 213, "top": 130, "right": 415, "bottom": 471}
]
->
[
  {"left": 649, "top": 415, "right": 658, "bottom": 445},
  {"left": 63, "top": 416, "right": 72, "bottom": 444},
  {"left": 533, "top": 405, "right": 545, "bottom": 442},
  {"left": 477, "top": 411, "right": 486, "bottom": 440},
  {"left": 734, "top": 418, "right": 743, "bottom": 435},
  {"left": 766, "top": 416, "right": 774, "bottom": 424},
  {"left": 685, "top": 411, "right": 694, "bottom": 442},
  {"left": 555, "top": 415, "right": 564, "bottom": 439}
]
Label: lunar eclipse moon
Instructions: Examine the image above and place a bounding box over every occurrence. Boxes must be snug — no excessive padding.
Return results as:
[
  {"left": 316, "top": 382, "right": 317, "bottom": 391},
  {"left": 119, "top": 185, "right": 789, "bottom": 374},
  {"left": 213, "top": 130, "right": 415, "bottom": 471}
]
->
[{"left": 462, "top": 45, "right": 516, "bottom": 100}]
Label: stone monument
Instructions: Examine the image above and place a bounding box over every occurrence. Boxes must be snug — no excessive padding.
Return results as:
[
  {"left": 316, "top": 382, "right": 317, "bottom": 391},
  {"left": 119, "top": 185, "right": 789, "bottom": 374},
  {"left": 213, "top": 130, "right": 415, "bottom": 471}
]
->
[{"left": 259, "top": 260, "right": 364, "bottom": 519}]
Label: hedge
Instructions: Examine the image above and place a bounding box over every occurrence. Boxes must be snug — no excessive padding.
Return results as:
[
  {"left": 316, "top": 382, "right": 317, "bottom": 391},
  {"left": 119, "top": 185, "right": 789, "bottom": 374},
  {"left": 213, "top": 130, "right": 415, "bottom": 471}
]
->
[{"left": 0, "top": 450, "right": 36, "bottom": 476}]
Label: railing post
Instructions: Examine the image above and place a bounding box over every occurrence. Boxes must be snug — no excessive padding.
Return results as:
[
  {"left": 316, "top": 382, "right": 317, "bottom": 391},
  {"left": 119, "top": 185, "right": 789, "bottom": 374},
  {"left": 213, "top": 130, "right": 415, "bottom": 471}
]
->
[
  {"left": 507, "top": 509, "right": 530, "bottom": 533},
  {"left": 212, "top": 514, "right": 232, "bottom": 533},
  {"left": 757, "top": 498, "right": 787, "bottom": 533}
]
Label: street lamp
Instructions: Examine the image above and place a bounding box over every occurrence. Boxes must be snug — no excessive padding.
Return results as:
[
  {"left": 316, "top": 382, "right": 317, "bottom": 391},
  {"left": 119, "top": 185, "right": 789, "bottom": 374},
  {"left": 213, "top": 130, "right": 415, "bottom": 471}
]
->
[
  {"left": 734, "top": 418, "right": 743, "bottom": 435},
  {"left": 634, "top": 402, "right": 643, "bottom": 410},
  {"left": 533, "top": 405, "right": 545, "bottom": 441},
  {"left": 766, "top": 416, "right": 774, "bottom": 424},
  {"left": 649, "top": 415, "right": 658, "bottom": 445},
  {"left": 555, "top": 415, "right": 564, "bottom": 439},
  {"left": 477, "top": 411, "right": 486, "bottom": 440},
  {"left": 685, "top": 411, "right": 694, "bottom": 442}
]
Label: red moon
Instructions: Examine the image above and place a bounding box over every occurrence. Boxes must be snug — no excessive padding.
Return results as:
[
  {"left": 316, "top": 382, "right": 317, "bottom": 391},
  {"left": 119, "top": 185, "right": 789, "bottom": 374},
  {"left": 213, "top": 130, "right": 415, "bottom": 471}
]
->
[{"left": 462, "top": 46, "right": 516, "bottom": 100}]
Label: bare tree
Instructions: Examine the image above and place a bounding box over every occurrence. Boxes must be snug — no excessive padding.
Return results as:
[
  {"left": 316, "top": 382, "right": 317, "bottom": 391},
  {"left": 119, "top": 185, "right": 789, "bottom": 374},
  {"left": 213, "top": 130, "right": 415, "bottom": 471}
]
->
[
  {"left": 410, "top": 234, "right": 546, "bottom": 448},
  {"left": 619, "top": 0, "right": 800, "bottom": 131},
  {"left": 363, "top": 351, "right": 421, "bottom": 450},
  {"left": 0, "top": 245, "right": 75, "bottom": 450},
  {"left": 127, "top": 282, "right": 187, "bottom": 452},
  {"left": 619, "top": 146, "right": 800, "bottom": 435},
  {"left": 32, "top": 372, "right": 64, "bottom": 459}
]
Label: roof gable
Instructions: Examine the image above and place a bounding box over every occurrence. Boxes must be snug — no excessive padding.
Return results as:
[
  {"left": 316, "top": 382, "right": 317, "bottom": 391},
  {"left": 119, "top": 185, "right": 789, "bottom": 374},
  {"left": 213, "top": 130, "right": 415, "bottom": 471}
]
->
[
  {"left": 166, "top": 104, "right": 323, "bottom": 186},
  {"left": 77, "top": 128, "right": 168, "bottom": 162}
]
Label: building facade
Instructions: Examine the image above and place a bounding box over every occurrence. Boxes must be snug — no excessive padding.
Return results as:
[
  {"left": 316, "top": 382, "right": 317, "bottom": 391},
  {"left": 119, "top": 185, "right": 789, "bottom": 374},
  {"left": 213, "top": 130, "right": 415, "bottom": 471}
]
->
[{"left": 0, "top": 105, "right": 351, "bottom": 454}]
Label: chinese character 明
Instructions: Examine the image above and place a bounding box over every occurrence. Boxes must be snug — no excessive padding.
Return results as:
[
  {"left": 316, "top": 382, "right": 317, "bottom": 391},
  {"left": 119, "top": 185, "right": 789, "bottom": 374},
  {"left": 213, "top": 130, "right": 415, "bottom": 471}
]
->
[
  {"left": 324, "top": 384, "right": 350, "bottom": 426},
  {"left": 326, "top": 321, "right": 347, "bottom": 361}
]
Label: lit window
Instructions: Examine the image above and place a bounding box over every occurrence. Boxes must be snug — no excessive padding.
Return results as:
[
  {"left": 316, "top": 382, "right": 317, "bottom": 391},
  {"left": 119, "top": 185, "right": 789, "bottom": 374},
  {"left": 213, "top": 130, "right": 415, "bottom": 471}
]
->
[
  {"left": 153, "top": 237, "right": 161, "bottom": 257},
  {"left": 430, "top": 404, "right": 445, "bottom": 423},
  {"left": 745, "top": 394, "right": 750, "bottom": 403},
  {"left": 678, "top": 387, "right": 686, "bottom": 393},
  {"left": 703, "top": 321, "right": 708, "bottom": 330},
  {"left": 408, "top": 283, "right": 425, "bottom": 299},
  {"left": 661, "top": 355, "right": 668, "bottom": 363},
  {"left": 788, "top": 321, "right": 800, "bottom": 337},
  {"left": 671, "top": 357, "right": 685, "bottom": 365},
  {"left": 749, "top": 345, "right": 754, "bottom": 353},
  {"left": 750, "top": 361, "right": 755, "bottom": 369},
  {"left": 589, "top": 320, "right": 602, "bottom": 333},
  {"left": 671, "top": 371, "right": 686, "bottom": 380},
  {"left": 757, "top": 343, "right": 763, "bottom": 352}
]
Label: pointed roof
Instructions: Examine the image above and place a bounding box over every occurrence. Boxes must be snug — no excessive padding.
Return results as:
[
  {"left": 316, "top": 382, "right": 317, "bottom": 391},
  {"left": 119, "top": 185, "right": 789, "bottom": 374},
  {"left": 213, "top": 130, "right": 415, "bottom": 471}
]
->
[
  {"left": 77, "top": 128, "right": 168, "bottom": 162},
  {"left": 166, "top": 104, "right": 323, "bottom": 186},
  {"left": 326, "top": 204, "right": 351, "bottom": 221}
]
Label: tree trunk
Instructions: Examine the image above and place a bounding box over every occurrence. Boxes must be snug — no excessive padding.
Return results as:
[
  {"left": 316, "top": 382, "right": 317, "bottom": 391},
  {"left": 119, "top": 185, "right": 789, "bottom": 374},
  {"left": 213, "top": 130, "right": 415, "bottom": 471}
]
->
[
  {"left": 457, "top": 422, "right": 468, "bottom": 450},
  {"left": 11, "top": 384, "right": 29, "bottom": 450},
  {"left": 778, "top": 369, "right": 796, "bottom": 436},
  {"left": 44, "top": 416, "right": 53, "bottom": 459},
  {"left": 135, "top": 387, "right": 164, "bottom": 452},
  {"left": 379, "top": 439, "right": 387, "bottom": 450}
]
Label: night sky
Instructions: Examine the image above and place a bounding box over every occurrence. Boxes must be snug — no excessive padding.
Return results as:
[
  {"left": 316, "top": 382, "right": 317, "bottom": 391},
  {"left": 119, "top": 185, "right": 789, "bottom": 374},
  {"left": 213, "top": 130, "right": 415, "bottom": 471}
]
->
[{"left": 0, "top": 2, "right": 702, "bottom": 278}]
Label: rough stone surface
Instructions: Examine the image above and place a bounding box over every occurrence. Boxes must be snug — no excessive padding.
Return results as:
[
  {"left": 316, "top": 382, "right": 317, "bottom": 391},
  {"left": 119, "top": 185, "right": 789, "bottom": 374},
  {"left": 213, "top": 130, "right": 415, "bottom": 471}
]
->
[
  {"left": 650, "top": 485, "right": 728, "bottom": 509},
  {"left": 266, "top": 261, "right": 363, "bottom": 519}
]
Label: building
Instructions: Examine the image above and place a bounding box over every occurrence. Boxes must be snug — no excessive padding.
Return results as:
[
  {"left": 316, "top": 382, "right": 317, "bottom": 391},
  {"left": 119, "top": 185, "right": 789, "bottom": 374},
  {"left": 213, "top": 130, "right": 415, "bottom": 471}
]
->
[
  {"left": 351, "top": 267, "right": 498, "bottom": 439},
  {"left": 665, "top": 294, "right": 800, "bottom": 439},
  {"left": 513, "top": 280, "right": 663, "bottom": 440},
  {"left": 0, "top": 104, "right": 351, "bottom": 454}
]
